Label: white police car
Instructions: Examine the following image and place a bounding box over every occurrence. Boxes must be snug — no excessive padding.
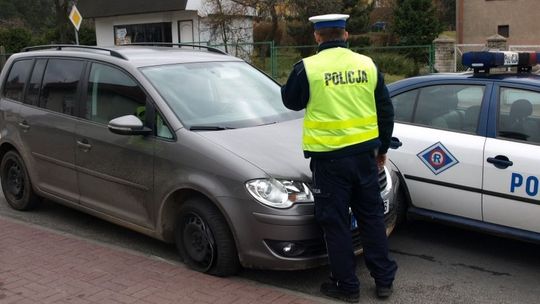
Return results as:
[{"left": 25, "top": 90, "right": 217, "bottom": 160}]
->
[{"left": 387, "top": 51, "right": 540, "bottom": 242}]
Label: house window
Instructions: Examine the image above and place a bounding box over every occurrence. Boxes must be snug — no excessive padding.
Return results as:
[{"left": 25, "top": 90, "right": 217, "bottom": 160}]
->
[
  {"left": 114, "top": 22, "right": 172, "bottom": 45},
  {"left": 498, "top": 25, "right": 509, "bottom": 38}
]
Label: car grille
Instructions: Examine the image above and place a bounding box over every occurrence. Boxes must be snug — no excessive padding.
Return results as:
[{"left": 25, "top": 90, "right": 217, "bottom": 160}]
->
[
  {"left": 266, "top": 211, "right": 394, "bottom": 259},
  {"left": 289, "top": 229, "right": 364, "bottom": 258}
]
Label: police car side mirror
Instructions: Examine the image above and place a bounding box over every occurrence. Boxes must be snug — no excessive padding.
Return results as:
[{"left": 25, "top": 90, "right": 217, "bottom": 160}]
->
[{"left": 108, "top": 115, "right": 152, "bottom": 136}]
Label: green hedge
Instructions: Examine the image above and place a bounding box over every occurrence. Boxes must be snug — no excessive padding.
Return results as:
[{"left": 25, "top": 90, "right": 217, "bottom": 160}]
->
[
  {"left": 0, "top": 27, "right": 35, "bottom": 53},
  {"left": 367, "top": 52, "right": 418, "bottom": 77}
]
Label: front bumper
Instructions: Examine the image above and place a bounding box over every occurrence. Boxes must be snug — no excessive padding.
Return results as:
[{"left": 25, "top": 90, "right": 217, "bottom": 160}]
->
[{"left": 219, "top": 167, "right": 399, "bottom": 270}]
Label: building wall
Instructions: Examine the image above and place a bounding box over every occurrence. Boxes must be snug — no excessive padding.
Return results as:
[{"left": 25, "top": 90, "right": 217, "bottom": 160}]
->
[
  {"left": 459, "top": 0, "right": 539, "bottom": 45},
  {"left": 186, "top": 0, "right": 202, "bottom": 10},
  {"left": 92, "top": 0, "right": 254, "bottom": 47}
]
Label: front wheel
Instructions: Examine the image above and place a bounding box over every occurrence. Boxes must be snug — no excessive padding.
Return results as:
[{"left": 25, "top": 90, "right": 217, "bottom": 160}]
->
[
  {"left": 175, "top": 197, "right": 240, "bottom": 276},
  {"left": 0, "top": 151, "right": 40, "bottom": 210}
]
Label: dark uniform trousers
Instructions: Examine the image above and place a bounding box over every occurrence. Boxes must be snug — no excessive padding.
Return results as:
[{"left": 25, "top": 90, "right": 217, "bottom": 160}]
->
[{"left": 311, "top": 150, "right": 398, "bottom": 292}]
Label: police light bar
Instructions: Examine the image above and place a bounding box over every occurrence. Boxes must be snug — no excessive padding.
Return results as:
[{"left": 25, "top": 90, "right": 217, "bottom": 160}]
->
[{"left": 462, "top": 51, "right": 539, "bottom": 73}]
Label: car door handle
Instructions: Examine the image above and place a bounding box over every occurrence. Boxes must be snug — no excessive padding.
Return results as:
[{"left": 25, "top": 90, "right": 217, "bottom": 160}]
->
[
  {"left": 487, "top": 155, "right": 513, "bottom": 169},
  {"left": 77, "top": 139, "right": 92, "bottom": 151},
  {"left": 389, "top": 137, "right": 402, "bottom": 149},
  {"left": 18, "top": 121, "right": 30, "bottom": 131}
]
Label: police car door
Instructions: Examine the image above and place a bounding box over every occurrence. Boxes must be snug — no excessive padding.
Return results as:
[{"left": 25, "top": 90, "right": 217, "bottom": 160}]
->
[
  {"left": 390, "top": 82, "right": 489, "bottom": 220},
  {"left": 483, "top": 84, "right": 540, "bottom": 233}
]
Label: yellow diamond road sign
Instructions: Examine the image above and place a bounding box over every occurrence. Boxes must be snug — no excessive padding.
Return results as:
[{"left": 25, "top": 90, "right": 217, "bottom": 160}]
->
[{"left": 69, "top": 5, "right": 83, "bottom": 31}]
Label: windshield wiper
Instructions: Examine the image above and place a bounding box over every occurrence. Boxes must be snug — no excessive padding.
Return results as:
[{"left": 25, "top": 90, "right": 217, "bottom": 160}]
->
[{"left": 189, "top": 125, "right": 235, "bottom": 131}]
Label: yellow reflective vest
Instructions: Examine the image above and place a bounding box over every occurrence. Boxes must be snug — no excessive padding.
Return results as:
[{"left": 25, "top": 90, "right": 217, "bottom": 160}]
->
[{"left": 302, "top": 47, "right": 379, "bottom": 152}]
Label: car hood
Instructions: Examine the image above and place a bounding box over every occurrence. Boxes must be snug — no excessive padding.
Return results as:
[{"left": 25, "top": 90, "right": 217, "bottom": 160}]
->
[{"left": 196, "top": 119, "right": 311, "bottom": 181}]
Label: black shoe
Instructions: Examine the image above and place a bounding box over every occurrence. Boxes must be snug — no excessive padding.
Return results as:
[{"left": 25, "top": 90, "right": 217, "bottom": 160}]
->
[
  {"left": 376, "top": 284, "right": 393, "bottom": 299},
  {"left": 320, "top": 282, "right": 359, "bottom": 303}
]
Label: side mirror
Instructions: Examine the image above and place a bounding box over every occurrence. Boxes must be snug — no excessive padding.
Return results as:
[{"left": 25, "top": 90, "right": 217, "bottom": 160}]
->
[{"left": 108, "top": 115, "right": 152, "bottom": 136}]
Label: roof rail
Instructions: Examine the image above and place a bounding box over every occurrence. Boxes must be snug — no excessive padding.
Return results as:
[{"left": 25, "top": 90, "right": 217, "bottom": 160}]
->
[
  {"left": 124, "top": 42, "right": 228, "bottom": 55},
  {"left": 21, "top": 44, "right": 128, "bottom": 60}
]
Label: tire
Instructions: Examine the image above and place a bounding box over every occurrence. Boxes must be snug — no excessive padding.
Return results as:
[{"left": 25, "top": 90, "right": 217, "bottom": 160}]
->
[
  {"left": 175, "top": 197, "right": 240, "bottom": 276},
  {"left": 0, "top": 150, "right": 40, "bottom": 211}
]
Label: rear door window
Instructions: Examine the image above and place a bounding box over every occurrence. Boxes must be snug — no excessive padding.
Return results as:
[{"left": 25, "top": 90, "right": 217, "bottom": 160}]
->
[
  {"left": 25, "top": 59, "right": 47, "bottom": 105},
  {"left": 3, "top": 59, "right": 33, "bottom": 102},
  {"left": 38, "top": 59, "right": 85, "bottom": 116},
  {"left": 393, "top": 84, "right": 485, "bottom": 133}
]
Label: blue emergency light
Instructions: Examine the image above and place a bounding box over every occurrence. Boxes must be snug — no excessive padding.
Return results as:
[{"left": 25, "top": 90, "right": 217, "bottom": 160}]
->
[{"left": 462, "top": 51, "right": 540, "bottom": 73}]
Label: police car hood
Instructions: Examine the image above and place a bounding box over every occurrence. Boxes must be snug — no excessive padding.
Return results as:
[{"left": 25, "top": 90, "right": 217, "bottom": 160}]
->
[{"left": 196, "top": 118, "right": 311, "bottom": 181}]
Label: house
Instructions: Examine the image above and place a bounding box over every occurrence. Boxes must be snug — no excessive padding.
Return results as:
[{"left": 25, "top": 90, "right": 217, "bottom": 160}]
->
[
  {"left": 77, "top": 0, "right": 255, "bottom": 46},
  {"left": 457, "top": 0, "right": 538, "bottom": 45}
]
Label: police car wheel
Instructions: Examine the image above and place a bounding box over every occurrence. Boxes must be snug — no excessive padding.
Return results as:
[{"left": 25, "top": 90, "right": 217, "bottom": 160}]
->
[
  {"left": 0, "top": 150, "right": 40, "bottom": 211},
  {"left": 175, "top": 197, "right": 240, "bottom": 276}
]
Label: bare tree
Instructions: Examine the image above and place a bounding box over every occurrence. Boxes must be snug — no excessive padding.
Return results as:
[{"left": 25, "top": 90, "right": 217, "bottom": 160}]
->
[
  {"left": 230, "top": 0, "right": 284, "bottom": 44},
  {"left": 201, "top": 0, "right": 253, "bottom": 53}
]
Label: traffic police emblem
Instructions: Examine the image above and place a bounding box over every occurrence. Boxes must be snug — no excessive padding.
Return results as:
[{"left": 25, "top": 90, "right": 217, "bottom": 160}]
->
[{"left": 417, "top": 142, "right": 459, "bottom": 175}]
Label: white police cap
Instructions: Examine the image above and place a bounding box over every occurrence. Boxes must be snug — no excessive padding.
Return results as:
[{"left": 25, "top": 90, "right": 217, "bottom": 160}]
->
[{"left": 309, "top": 14, "right": 350, "bottom": 30}]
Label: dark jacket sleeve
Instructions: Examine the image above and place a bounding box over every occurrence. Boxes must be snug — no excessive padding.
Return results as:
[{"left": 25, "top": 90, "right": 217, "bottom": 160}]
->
[
  {"left": 281, "top": 61, "right": 310, "bottom": 111},
  {"left": 374, "top": 68, "right": 394, "bottom": 154}
]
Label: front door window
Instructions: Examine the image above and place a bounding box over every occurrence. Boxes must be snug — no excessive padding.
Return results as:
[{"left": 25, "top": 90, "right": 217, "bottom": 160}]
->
[
  {"left": 497, "top": 87, "right": 540, "bottom": 143},
  {"left": 86, "top": 63, "right": 147, "bottom": 124}
]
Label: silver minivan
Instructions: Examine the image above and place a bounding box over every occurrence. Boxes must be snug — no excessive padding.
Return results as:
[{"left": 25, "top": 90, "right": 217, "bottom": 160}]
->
[{"left": 0, "top": 45, "right": 399, "bottom": 276}]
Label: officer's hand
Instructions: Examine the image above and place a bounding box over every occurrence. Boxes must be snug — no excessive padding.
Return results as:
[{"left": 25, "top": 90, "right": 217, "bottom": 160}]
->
[{"left": 377, "top": 154, "right": 387, "bottom": 170}]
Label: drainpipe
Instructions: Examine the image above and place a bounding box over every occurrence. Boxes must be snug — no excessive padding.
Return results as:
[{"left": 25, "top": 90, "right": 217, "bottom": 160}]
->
[{"left": 457, "top": 0, "right": 464, "bottom": 44}]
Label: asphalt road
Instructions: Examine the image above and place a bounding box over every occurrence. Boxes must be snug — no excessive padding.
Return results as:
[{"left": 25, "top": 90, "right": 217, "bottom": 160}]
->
[{"left": 1, "top": 198, "right": 539, "bottom": 304}]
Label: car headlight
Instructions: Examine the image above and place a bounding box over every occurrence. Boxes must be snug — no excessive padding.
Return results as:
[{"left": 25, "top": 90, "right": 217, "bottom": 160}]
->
[{"left": 245, "top": 179, "right": 314, "bottom": 209}]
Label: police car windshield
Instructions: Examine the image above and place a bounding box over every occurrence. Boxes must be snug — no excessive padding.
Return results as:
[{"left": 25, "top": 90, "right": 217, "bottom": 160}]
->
[{"left": 141, "top": 61, "right": 302, "bottom": 129}]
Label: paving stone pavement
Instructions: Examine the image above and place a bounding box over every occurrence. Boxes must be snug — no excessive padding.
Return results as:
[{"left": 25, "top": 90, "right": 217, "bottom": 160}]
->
[{"left": 0, "top": 216, "right": 324, "bottom": 304}]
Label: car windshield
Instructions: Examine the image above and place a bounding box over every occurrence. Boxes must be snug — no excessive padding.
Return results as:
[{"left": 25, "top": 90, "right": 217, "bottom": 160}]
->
[{"left": 141, "top": 61, "right": 302, "bottom": 129}]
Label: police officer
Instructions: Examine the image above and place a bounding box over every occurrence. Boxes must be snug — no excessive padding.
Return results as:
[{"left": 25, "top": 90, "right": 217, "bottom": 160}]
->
[{"left": 281, "top": 14, "right": 397, "bottom": 302}]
